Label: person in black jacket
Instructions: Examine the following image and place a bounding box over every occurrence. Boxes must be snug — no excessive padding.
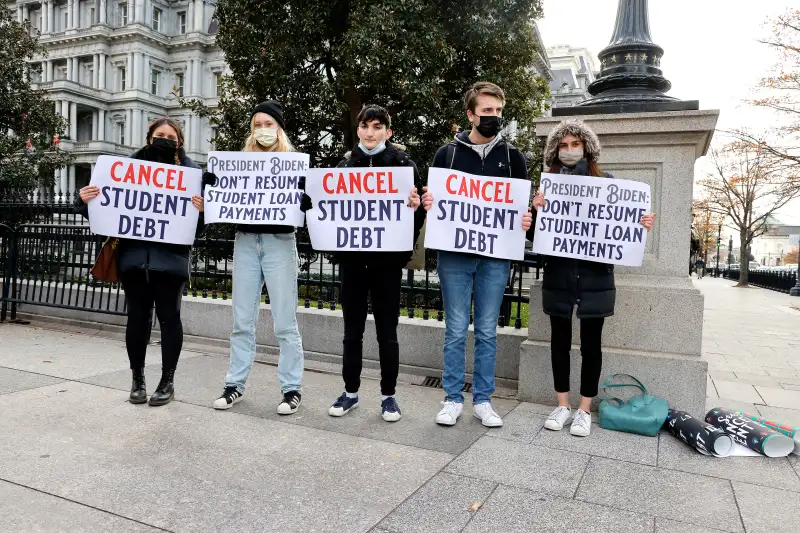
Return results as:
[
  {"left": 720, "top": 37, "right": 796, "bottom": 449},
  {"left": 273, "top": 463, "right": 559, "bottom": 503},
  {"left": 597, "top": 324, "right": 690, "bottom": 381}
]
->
[
  {"left": 305, "top": 105, "right": 423, "bottom": 422},
  {"left": 533, "top": 119, "right": 655, "bottom": 437},
  {"left": 77, "top": 117, "right": 206, "bottom": 406},
  {"left": 421, "top": 82, "right": 534, "bottom": 428}
]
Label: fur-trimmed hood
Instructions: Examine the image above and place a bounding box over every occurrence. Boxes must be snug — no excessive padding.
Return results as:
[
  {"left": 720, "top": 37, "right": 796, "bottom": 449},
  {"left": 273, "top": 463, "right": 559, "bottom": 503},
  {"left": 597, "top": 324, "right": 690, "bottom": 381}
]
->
[{"left": 543, "top": 119, "right": 601, "bottom": 167}]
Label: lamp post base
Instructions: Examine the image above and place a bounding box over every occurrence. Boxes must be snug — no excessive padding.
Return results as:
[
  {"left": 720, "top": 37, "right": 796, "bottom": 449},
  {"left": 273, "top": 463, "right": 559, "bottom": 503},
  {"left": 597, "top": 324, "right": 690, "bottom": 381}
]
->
[{"left": 790, "top": 285, "right": 800, "bottom": 297}]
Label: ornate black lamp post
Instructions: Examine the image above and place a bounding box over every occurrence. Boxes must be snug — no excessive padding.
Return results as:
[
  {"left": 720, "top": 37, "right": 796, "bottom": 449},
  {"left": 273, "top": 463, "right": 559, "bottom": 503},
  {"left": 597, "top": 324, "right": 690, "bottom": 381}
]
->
[
  {"left": 728, "top": 236, "right": 734, "bottom": 265},
  {"left": 791, "top": 261, "right": 800, "bottom": 297},
  {"left": 554, "top": 0, "right": 699, "bottom": 116}
]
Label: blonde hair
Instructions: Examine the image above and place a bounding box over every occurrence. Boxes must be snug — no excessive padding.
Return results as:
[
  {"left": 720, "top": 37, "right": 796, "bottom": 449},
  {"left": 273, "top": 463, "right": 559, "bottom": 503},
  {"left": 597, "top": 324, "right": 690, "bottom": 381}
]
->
[{"left": 243, "top": 115, "right": 294, "bottom": 152}]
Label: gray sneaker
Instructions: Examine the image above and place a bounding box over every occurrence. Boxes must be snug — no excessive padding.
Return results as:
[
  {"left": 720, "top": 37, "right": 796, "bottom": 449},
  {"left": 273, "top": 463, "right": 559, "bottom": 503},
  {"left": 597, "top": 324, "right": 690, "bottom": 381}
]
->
[
  {"left": 544, "top": 406, "right": 572, "bottom": 431},
  {"left": 570, "top": 409, "right": 592, "bottom": 437}
]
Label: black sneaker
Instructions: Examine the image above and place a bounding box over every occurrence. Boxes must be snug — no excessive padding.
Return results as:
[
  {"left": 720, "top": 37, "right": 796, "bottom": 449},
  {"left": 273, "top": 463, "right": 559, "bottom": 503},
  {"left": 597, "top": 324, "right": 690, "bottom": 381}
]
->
[
  {"left": 328, "top": 393, "right": 359, "bottom": 417},
  {"left": 213, "top": 386, "right": 243, "bottom": 410},
  {"left": 381, "top": 396, "right": 402, "bottom": 422},
  {"left": 277, "top": 391, "right": 302, "bottom": 415}
]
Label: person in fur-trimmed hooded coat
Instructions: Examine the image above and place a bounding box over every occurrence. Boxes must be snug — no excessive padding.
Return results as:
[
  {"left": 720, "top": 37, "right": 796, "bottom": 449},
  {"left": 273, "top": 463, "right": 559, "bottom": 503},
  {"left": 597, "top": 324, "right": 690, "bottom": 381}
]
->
[{"left": 530, "top": 119, "right": 656, "bottom": 438}]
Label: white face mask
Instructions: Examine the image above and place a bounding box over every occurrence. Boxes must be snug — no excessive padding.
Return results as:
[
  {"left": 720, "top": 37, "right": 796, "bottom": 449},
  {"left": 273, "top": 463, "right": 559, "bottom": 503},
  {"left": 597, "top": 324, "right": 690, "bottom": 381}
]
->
[
  {"left": 558, "top": 148, "right": 583, "bottom": 166},
  {"left": 254, "top": 127, "right": 278, "bottom": 147}
]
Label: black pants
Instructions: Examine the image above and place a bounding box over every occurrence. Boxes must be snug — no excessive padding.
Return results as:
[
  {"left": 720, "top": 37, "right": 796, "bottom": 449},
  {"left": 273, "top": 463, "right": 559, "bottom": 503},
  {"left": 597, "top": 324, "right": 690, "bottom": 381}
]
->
[
  {"left": 340, "top": 263, "right": 402, "bottom": 396},
  {"left": 120, "top": 269, "right": 186, "bottom": 371},
  {"left": 550, "top": 315, "right": 605, "bottom": 398}
]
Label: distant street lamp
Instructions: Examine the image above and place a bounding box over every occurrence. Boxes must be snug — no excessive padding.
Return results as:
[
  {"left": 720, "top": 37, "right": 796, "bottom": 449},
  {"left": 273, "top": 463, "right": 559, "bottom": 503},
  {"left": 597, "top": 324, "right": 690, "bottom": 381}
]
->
[{"left": 715, "top": 223, "right": 721, "bottom": 277}]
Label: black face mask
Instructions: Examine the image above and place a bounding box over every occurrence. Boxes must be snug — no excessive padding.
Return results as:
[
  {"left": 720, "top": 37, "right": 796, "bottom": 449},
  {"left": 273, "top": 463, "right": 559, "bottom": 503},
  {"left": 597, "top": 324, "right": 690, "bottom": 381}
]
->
[
  {"left": 475, "top": 115, "right": 504, "bottom": 138},
  {"left": 148, "top": 137, "right": 178, "bottom": 161}
]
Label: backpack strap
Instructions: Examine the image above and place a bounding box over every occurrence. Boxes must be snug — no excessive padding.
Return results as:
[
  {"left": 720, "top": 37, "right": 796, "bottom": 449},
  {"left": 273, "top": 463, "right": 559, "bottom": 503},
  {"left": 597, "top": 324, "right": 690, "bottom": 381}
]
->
[{"left": 446, "top": 142, "right": 457, "bottom": 169}]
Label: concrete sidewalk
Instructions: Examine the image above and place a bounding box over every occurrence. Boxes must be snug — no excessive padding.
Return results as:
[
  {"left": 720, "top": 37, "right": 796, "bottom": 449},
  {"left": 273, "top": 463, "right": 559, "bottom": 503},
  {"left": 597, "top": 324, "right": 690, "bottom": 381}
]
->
[
  {"left": 700, "top": 276, "right": 800, "bottom": 425},
  {"left": 1, "top": 285, "right": 800, "bottom": 532}
]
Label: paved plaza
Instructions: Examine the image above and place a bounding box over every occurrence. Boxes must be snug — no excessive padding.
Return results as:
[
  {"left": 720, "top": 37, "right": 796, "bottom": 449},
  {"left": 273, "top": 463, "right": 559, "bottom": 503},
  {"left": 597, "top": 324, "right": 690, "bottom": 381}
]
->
[{"left": 0, "top": 277, "right": 799, "bottom": 532}]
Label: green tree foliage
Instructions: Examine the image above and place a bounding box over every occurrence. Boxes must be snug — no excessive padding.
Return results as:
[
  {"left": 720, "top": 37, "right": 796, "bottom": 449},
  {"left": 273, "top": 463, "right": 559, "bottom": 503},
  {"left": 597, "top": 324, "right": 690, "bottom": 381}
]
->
[
  {"left": 184, "top": 0, "right": 549, "bottom": 177},
  {"left": 0, "top": 8, "right": 72, "bottom": 194}
]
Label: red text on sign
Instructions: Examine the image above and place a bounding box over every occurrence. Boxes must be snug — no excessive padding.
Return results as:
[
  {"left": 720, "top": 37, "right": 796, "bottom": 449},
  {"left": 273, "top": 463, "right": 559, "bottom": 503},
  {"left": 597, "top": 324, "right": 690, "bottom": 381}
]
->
[
  {"left": 322, "top": 171, "right": 399, "bottom": 195},
  {"left": 110, "top": 160, "right": 187, "bottom": 192},
  {"left": 445, "top": 174, "right": 513, "bottom": 204}
]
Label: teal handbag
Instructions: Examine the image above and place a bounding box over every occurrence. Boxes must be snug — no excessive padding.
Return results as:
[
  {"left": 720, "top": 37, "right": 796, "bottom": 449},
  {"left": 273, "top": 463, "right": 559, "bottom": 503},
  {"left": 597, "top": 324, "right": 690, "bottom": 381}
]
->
[{"left": 598, "top": 374, "right": 669, "bottom": 437}]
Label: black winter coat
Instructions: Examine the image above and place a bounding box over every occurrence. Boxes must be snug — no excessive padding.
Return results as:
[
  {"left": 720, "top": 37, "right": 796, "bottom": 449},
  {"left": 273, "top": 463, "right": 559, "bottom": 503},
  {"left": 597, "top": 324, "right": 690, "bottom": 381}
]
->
[
  {"left": 329, "top": 143, "right": 426, "bottom": 268},
  {"left": 536, "top": 169, "right": 616, "bottom": 319},
  {"left": 77, "top": 145, "right": 205, "bottom": 280}
]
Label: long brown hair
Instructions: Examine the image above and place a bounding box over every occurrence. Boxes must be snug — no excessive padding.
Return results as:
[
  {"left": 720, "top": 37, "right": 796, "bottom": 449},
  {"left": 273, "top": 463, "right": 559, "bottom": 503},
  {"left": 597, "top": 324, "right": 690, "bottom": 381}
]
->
[{"left": 146, "top": 117, "right": 185, "bottom": 166}]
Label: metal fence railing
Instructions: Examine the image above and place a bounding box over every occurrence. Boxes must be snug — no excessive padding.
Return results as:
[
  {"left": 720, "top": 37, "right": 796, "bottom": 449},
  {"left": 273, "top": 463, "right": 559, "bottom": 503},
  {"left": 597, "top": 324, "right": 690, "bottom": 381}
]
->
[
  {"left": 0, "top": 221, "right": 538, "bottom": 328},
  {"left": 723, "top": 268, "right": 798, "bottom": 294}
]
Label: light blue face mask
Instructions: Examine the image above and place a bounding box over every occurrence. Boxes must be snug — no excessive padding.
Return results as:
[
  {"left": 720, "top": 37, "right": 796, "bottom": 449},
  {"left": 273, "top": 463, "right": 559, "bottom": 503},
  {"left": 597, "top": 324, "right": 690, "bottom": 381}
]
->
[{"left": 359, "top": 141, "right": 386, "bottom": 156}]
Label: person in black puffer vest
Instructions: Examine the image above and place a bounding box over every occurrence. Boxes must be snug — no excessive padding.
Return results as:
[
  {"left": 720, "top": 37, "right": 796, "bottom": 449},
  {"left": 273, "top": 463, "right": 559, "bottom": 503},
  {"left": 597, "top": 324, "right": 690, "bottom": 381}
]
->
[
  {"left": 76, "top": 117, "right": 207, "bottom": 407},
  {"left": 532, "top": 119, "right": 656, "bottom": 438},
  {"left": 304, "top": 105, "right": 424, "bottom": 422}
]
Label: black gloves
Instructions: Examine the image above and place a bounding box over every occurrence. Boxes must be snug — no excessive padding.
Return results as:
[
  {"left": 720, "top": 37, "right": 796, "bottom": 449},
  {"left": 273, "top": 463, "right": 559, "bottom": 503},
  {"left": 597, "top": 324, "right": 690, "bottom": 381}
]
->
[
  {"left": 202, "top": 172, "right": 218, "bottom": 187},
  {"left": 300, "top": 193, "right": 313, "bottom": 212},
  {"left": 298, "top": 176, "right": 306, "bottom": 190}
]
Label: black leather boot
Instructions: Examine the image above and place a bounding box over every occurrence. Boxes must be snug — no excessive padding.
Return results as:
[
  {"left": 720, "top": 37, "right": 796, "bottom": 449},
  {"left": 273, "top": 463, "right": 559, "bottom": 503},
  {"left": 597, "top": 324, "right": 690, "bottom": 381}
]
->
[
  {"left": 129, "top": 368, "right": 147, "bottom": 404},
  {"left": 148, "top": 368, "right": 175, "bottom": 406}
]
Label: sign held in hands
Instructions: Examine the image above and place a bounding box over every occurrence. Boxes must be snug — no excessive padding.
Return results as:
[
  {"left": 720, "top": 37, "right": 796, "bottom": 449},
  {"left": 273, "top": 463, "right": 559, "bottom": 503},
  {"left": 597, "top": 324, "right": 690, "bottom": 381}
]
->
[
  {"left": 531, "top": 173, "right": 651, "bottom": 267},
  {"left": 304, "top": 167, "right": 415, "bottom": 251},
  {"left": 87, "top": 155, "right": 201, "bottom": 245},
  {"left": 204, "top": 151, "right": 308, "bottom": 226},
  {"left": 423, "top": 168, "right": 531, "bottom": 261}
]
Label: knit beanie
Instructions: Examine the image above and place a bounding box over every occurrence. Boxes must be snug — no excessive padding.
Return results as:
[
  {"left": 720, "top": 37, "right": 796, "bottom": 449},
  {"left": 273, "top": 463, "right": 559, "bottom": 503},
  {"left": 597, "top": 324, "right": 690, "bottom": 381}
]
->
[{"left": 250, "top": 100, "right": 286, "bottom": 130}]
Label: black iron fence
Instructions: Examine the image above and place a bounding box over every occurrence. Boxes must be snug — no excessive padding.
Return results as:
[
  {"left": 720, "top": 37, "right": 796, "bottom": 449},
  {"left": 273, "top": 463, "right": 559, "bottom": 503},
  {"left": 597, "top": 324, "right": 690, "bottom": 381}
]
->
[
  {"left": 723, "top": 268, "right": 797, "bottom": 294},
  {"left": 0, "top": 200, "right": 538, "bottom": 327}
]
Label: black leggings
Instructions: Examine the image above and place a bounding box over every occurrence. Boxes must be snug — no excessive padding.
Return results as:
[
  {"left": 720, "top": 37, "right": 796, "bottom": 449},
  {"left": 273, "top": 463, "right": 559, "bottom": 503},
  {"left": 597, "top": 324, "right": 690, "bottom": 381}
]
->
[
  {"left": 550, "top": 315, "right": 605, "bottom": 398},
  {"left": 340, "top": 263, "right": 402, "bottom": 396},
  {"left": 120, "top": 270, "right": 186, "bottom": 371}
]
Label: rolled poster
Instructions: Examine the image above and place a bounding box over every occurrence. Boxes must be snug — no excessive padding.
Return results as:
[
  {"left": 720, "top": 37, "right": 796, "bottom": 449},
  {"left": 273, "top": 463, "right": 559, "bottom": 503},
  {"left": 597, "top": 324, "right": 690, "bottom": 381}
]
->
[
  {"left": 734, "top": 411, "right": 800, "bottom": 455},
  {"left": 664, "top": 409, "right": 735, "bottom": 457},
  {"left": 705, "top": 407, "right": 795, "bottom": 458}
]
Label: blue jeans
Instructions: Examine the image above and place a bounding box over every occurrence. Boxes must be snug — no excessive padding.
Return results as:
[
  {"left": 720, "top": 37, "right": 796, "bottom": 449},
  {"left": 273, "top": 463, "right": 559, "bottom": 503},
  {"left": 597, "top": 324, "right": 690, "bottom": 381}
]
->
[
  {"left": 226, "top": 232, "right": 304, "bottom": 393},
  {"left": 438, "top": 251, "right": 510, "bottom": 404}
]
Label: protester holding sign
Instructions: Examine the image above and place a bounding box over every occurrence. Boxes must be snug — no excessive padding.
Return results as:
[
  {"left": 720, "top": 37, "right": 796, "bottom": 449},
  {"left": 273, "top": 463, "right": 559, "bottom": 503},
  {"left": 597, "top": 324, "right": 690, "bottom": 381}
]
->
[
  {"left": 209, "top": 101, "right": 306, "bottom": 417},
  {"left": 76, "top": 118, "right": 207, "bottom": 407},
  {"left": 534, "top": 119, "right": 655, "bottom": 437},
  {"left": 421, "top": 82, "right": 533, "bottom": 428},
  {"left": 301, "top": 105, "right": 423, "bottom": 422}
]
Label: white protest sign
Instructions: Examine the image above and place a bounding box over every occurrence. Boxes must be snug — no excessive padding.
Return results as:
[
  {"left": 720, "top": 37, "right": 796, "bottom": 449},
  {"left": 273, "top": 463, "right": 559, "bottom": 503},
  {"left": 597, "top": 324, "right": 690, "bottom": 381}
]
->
[
  {"left": 88, "top": 155, "right": 201, "bottom": 245},
  {"left": 423, "top": 167, "right": 531, "bottom": 261},
  {"left": 532, "top": 172, "right": 651, "bottom": 267},
  {"left": 204, "top": 151, "right": 309, "bottom": 226},
  {"left": 305, "top": 166, "right": 415, "bottom": 251}
]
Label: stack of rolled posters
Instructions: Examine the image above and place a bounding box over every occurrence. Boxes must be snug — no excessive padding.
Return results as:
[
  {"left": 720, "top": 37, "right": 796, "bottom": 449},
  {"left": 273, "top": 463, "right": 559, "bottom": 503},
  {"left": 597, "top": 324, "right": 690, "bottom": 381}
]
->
[
  {"left": 664, "top": 409, "right": 735, "bottom": 456},
  {"left": 706, "top": 407, "right": 796, "bottom": 457},
  {"left": 734, "top": 411, "right": 800, "bottom": 455}
]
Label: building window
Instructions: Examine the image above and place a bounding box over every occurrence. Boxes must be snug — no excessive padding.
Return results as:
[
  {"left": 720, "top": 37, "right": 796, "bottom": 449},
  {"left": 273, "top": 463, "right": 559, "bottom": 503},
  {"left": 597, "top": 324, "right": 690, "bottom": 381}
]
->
[
  {"left": 119, "top": 67, "right": 126, "bottom": 90},
  {"left": 152, "top": 7, "right": 161, "bottom": 31},
  {"left": 215, "top": 72, "right": 222, "bottom": 97},
  {"left": 118, "top": 123, "right": 125, "bottom": 145},
  {"left": 175, "top": 73, "right": 184, "bottom": 96},
  {"left": 151, "top": 69, "right": 159, "bottom": 95},
  {"left": 178, "top": 11, "right": 186, "bottom": 34},
  {"left": 119, "top": 3, "right": 127, "bottom": 25}
]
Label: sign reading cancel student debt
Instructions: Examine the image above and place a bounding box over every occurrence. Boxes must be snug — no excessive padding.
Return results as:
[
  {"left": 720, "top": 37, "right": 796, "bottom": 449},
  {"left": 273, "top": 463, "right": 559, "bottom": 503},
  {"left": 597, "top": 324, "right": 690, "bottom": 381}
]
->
[
  {"left": 88, "top": 155, "right": 201, "bottom": 245},
  {"left": 532, "top": 173, "right": 651, "bottom": 267},
  {"left": 424, "top": 168, "right": 531, "bottom": 261},
  {"left": 304, "top": 167, "right": 415, "bottom": 251},
  {"left": 203, "top": 151, "right": 309, "bottom": 226}
]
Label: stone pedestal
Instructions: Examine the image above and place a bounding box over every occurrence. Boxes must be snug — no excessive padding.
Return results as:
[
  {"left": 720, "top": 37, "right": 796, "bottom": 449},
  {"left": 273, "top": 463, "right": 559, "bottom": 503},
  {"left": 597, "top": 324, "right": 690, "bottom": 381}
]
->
[{"left": 519, "top": 110, "right": 719, "bottom": 416}]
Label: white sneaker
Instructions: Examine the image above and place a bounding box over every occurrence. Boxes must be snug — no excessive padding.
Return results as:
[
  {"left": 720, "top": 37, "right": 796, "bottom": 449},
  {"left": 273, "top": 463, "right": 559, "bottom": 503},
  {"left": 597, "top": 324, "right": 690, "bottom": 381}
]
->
[
  {"left": 473, "top": 402, "right": 503, "bottom": 427},
  {"left": 544, "top": 406, "right": 572, "bottom": 431},
  {"left": 435, "top": 401, "right": 463, "bottom": 426},
  {"left": 570, "top": 409, "right": 592, "bottom": 437}
]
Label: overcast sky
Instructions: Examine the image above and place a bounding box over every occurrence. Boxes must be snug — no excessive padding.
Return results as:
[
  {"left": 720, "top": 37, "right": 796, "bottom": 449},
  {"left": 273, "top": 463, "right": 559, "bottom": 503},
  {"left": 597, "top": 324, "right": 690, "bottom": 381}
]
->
[{"left": 538, "top": 0, "right": 799, "bottom": 224}]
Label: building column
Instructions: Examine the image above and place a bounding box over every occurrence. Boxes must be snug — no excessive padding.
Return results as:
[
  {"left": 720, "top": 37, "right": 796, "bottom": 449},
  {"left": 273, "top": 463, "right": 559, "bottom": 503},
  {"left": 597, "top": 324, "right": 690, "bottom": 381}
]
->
[
  {"left": 71, "top": 57, "right": 79, "bottom": 82},
  {"left": 125, "top": 109, "right": 133, "bottom": 145},
  {"left": 69, "top": 101, "right": 77, "bottom": 139},
  {"left": 65, "top": 57, "right": 72, "bottom": 81},
  {"left": 67, "top": 165, "right": 76, "bottom": 198},
  {"left": 92, "top": 54, "right": 99, "bottom": 87},
  {"left": 143, "top": 55, "right": 150, "bottom": 92},
  {"left": 139, "top": 109, "right": 145, "bottom": 139},
  {"left": 91, "top": 110, "right": 98, "bottom": 139},
  {"left": 41, "top": 2, "right": 48, "bottom": 33},
  {"left": 59, "top": 167, "right": 69, "bottom": 199},
  {"left": 48, "top": 1, "right": 55, "bottom": 32},
  {"left": 185, "top": 60, "right": 193, "bottom": 96},
  {"left": 74, "top": 0, "right": 80, "bottom": 29},
  {"left": 193, "top": 0, "right": 203, "bottom": 32},
  {"left": 67, "top": 0, "right": 74, "bottom": 28},
  {"left": 132, "top": 109, "right": 140, "bottom": 143},
  {"left": 98, "top": 54, "right": 106, "bottom": 90},
  {"left": 187, "top": 1, "right": 194, "bottom": 31},
  {"left": 53, "top": 168, "right": 62, "bottom": 195},
  {"left": 193, "top": 59, "right": 202, "bottom": 97},
  {"left": 99, "top": 0, "right": 106, "bottom": 25},
  {"left": 133, "top": 52, "right": 141, "bottom": 90},
  {"left": 23, "top": 5, "right": 30, "bottom": 22},
  {"left": 98, "top": 109, "right": 105, "bottom": 140},
  {"left": 47, "top": 60, "right": 54, "bottom": 82}
]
